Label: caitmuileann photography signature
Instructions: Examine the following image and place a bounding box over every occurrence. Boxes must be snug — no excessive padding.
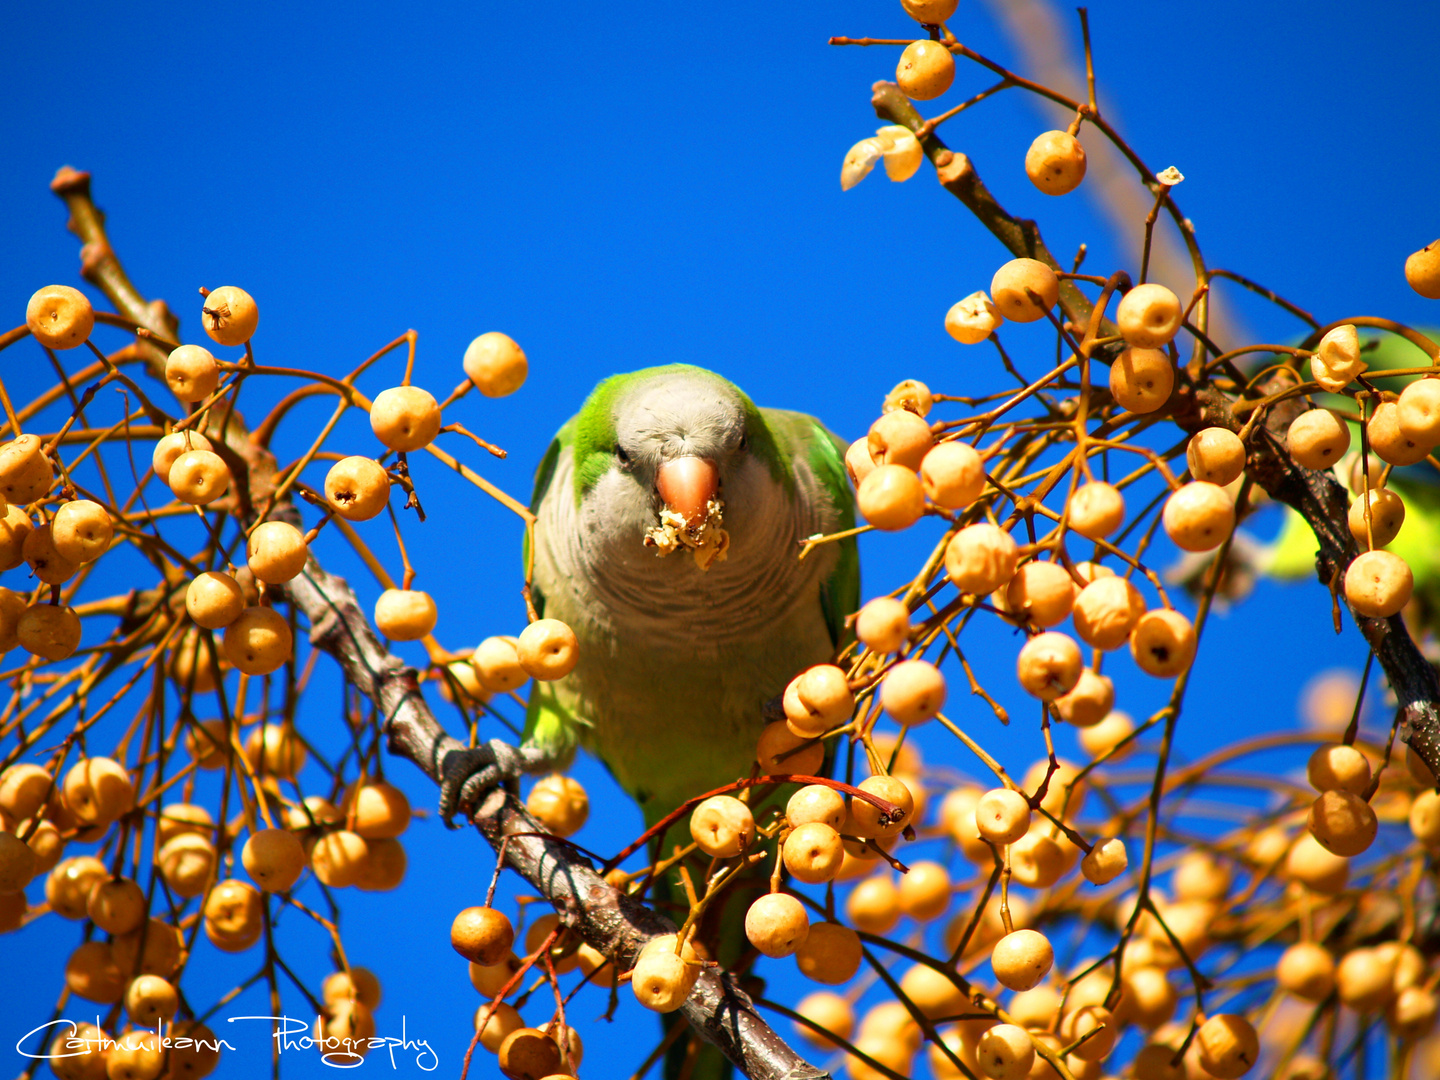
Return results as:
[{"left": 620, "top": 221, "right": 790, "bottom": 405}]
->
[{"left": 16, "top": 1015, "right": 440, "bottom": 1071}]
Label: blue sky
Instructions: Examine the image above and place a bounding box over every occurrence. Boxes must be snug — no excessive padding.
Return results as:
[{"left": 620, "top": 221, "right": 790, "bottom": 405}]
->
[{"left": 4, "top": 1, "right": 1439, "bottom": 1077}]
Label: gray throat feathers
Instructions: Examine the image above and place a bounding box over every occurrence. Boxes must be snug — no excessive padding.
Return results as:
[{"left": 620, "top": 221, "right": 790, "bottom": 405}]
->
[{"left": 537, "top": 451, "right": 832, "bottom": 648}]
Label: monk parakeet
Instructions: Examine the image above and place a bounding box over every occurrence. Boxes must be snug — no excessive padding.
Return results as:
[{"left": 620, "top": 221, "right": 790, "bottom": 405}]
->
[
  {"left": 441, "top": 364, "right": 858, "bottom": 814},
  {"left": 438, "top": 364, "right": 857, "bottom": 1078},
  {"left": 522, "top": 363, "right": 858, "bottom": 822}
]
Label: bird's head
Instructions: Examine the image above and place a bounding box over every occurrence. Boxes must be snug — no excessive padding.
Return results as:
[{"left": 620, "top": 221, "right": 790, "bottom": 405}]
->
[{"left": 568, "top": 365, "right": 788, "bottom": 566}]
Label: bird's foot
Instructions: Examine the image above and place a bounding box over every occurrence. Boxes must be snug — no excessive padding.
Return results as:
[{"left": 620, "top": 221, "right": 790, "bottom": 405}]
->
[{"left": 438, "top": 739, "right": 554, "bottom": 828}]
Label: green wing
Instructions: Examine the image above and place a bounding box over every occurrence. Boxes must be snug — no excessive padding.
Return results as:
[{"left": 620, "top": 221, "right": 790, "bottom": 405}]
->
[
  {"left": 764, "top": 409, "right": 860, "bottom": 650},
  {"left": 520, "top": 419, "right": 583, "bottom": 759},
  {"left": 522, "top": 417, "right": 577, "bottom": 618}
]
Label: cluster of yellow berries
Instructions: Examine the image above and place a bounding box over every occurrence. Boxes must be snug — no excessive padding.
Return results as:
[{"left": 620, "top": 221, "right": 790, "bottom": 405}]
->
[
  {"left": 4, "top": 277, "right": 563, "bottom": 1072},
  {"left": 6, "top": 281, "right": 543, "bottom": 675},
  {"left": 0, "top": 728, "right": 412, "bottom": 1074}
]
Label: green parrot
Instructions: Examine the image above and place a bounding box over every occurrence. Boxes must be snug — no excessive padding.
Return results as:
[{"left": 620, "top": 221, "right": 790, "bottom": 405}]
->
[
  {"left": 439, "top": 364, "right": 858, "bottom": 1078},
  {"left": 521, "top": 364, "right": 858, "bottom": 823},
  {"left": 1250, "top": 329, "right": 1440, "bottom": 638}
]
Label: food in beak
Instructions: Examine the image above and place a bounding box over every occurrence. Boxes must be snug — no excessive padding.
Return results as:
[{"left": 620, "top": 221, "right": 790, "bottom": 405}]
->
[
  {"left": 656, "top": 457, "right": 719, "bottom": 527},
  {"left": 644, "top": 457, "right": 729, "bottom": 571}
]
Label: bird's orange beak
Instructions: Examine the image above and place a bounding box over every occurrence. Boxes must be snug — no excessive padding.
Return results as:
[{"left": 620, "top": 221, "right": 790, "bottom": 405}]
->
[{"left": 656, "top": 457, "right": 720, "bottom": 527}]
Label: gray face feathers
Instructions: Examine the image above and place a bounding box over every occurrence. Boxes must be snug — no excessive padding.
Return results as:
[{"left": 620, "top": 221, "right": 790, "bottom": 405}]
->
[{"left": 611, "top": 370, "right": 748, "bottom": 490}]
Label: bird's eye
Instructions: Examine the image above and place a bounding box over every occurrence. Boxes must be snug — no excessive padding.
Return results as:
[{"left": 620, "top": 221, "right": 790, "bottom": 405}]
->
[
  {"left": 738, "top": 433, "right": 749, "bottom": 452},
  {"left": 615, "top": 445, "right": 631, "bottom": 465}
]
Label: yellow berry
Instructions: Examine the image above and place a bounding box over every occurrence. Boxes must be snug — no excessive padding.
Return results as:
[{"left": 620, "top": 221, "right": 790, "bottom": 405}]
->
[
  {"left": 1162, "top": 481, "right": 1235, "bottom": 552},
  {"left": 1286, "top": 409, "right": 1351, "bottom": 469},
  {"left": 900, "top": 0, "right": 959, "bottom": 23},
  {"left": 325, "top": 456, "right": 391, "bottom": 520},
  {"left": 0, "top": 434, "right": 52, "bottom": 506},
  {"left": 855, "top": 596, "right": 910, "bottom": 654},
  {"left": 1067, "top": 481, "right": 1125, "bottom": 539},
  {"left": 1343, "top": 549, "right": 1413, "bottom": 618},
  {"left": 1117, "top": 283, "right": 1183, "bottom": 348},
  {"left": 1073, "top": 575, "right": 1146, "bottom": 651},
  {"left": 991, "top": 928, "right": 1053, "bottom": 991},
  {"left": 247, "top": 520, "right": 308, "bottom": 584},
  {"left": 1054, "top": 668, "right": 1114, "bottom": 728},
  {"left": 857, "top": 464, "right": 925, "bottom": 530},
  {"left": 795, "top": 922, "right": 862, "bottom": 984},
  {"left": 1006, "top": 561, "right": 1076, "bottom": 628},
  {"left": 1080, "top": 836, "right": 1128, "bottom": 884},
  {"left": 201, "top": 286, "right": 259, "bottom": 346},
  {"left": 1025, "top": 130, "right": 1087, "bottom": 196},
  {"left": 168, "top": 449, "right": 231, "bottom": 505},
  {"left": 242, "top": 828, "right": 306, "bottom": 892},
  {"left": 516, "top": 618, "right": 579, "bottom": 680},
  {"left": 945, "top": 522, "right": 1019, "bottom": 594},
  {"left": 868, "top": 409, "right": 934, "bottom": 470},
  {"left": 1310, "top": 324, "right": 1365, "bottom": 392},
  {"left": 186, "top": 571, "right": 246, "bottom": 630},
  {"left": 1186, "top": 428, "right": 1245, "bottom": 486},
  {"left": 463, "top": 332, "right": 528, "bottom": 397},
  {"left": 1404, "top": 239, "right": 1440, "bottom": 299},
  {"left": 1307, "top": 789, "right": 1377, "bottom": 856},
  {"left": 525, "top": 773, "right": 589, "bottom": 837},
  {"left": 880, "top": 659, "right": 946, "bottom": 725},
  {"left": 1109, "top": 347, "right": 1174, "bottom": 414},
  {"left": 451, "top": 905, "right": 515, "bottom": 966},
  {"left": 690, "top": 795, "right": 754, "bottom": 857},
  {"left": 1277, "top": 941, "right": 1335, "bottom": 1001},
  {"left": 794, "top": 991, "right": 854, "bottom": 1050},
  {"left": 783, "top": 821, "right": 844, "bottom": 883},
  {"left": 26, "top": 285, "right": 94, "bottom": 349},
  {"left": 165, "top": 344, "right": 220, "bottom": 403},
  {"left": 1015, "top": 631, "right": 1082, "bottom": 700},
  {"left": 975, "top": 788, "right": 1030, "bottom": 845},
  {"left": 921, "top": 441, "right": 985, "bottom": 509},
  {"left": 990, "top": 259, "right": 1059, "bottom": 323},
  {"left": 374, "top": 588, "right": 438, "bottom": 641},
  {"left": 1129, "top": 609, "right": 1195, "bottom": 678},
  {"left": 1195, "top": 1014, "right": 1259, "bottom": 1079},
  {"left": 223, "top": 606, "right": 293, "bottom": 675},
  {"left": 370, "top": 385, "right": 442, "bottom": 453},
  {"left": 310, "top": 830, "right": 369, "bottom": 889},
  {"left": 1348, "top": 487, "right": 1405, "bottom": 548},
  {"left": 896, "top": 39, "right": 955, "bottom": 100},
  {"left": 744, "top": 892, "right": 809, "bottom": 958},
  {"left": 344, "top": 779, "right": 411, "bottom": 839},
  {"left": 51, "top": 500, "right": 112, "bottom": 564},
  {"left": 975, "top": 1024, "right": 1034, "bottom": 1080},
  {"left": 151, "top": 430, "right": 212, "bottom": 483},
  {"left": 22, "top": 523, "right": 78, "bottom": 585},
  {"left": 945, "top": 290, "right": 1003, "bottom": 343}
]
